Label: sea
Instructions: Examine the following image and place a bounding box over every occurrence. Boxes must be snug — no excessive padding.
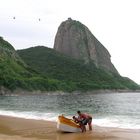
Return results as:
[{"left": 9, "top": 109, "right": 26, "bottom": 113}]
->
[{"left": 0, "top": 92, "right": 140, "bottom": 130}]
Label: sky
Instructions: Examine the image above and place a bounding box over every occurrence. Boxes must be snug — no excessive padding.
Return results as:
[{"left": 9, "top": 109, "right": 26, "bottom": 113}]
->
[{"left": 0, "top": 0, "right": 140, "bottom": 84}]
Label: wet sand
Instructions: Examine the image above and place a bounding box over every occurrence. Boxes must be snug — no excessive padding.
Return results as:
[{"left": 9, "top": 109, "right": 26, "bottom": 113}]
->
[{"left": 0, "top": 115, "right": 140, "bottom": 140}]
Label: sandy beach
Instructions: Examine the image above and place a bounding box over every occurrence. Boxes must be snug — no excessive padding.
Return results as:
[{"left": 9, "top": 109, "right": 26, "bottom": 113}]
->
[{"left": 0, "top": 115, "right": 140, "bottom": 140}]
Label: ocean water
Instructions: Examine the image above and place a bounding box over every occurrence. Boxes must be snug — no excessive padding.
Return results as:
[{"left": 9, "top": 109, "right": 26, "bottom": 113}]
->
[{"left": 0, "top": 92, "right": 140, "bottom": 129}]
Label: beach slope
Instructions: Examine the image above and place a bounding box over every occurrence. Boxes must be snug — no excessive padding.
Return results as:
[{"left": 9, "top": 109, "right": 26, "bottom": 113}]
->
[{"left": 0, "top": 115, "right": 140, "bottom": 140}]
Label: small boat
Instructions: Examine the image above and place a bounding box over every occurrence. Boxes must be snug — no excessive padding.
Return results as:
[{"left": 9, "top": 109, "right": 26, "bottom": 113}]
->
[{"left": 57, "top": 115, "right": 81, "bottom": 132}]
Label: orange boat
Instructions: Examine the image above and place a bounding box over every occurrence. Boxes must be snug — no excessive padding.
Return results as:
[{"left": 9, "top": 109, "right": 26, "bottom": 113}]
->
[{"left": 57, "top": 115, "right": 82, "bottom": 132}]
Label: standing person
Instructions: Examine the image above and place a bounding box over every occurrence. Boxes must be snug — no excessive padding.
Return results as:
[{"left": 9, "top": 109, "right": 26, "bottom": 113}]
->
[{"left": 77, "top": 110, "right": 92, "bottom": 132}]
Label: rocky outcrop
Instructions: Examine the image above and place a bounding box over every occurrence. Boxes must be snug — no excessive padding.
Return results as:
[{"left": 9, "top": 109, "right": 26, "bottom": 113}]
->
[{"left": 54, "top": 18, "right": 118, "bottom": 74}]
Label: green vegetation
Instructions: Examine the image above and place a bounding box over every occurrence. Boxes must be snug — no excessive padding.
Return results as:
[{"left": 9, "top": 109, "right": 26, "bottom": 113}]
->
[
  {"left": 0, "top": 55, "right": 73, "bottom": 92},
  {"left": 0, "top": 38, "right": 70, "bottom": 92},
  {"left": 0, "top": 37, "right": 14, "bottom": 50},
  {"left": 17, "top": 46, "right": 140, "bottom": 91}
]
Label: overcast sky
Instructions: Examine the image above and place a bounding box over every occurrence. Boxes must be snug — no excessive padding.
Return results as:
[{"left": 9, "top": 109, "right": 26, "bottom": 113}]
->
[{"left": 0, "top": 0, "right": 140, "bottom": 84}]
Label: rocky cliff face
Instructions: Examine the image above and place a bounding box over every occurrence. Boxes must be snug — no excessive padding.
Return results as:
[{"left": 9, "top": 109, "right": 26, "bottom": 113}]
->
[{"left": 54, "top": 18, "right": 118, "bottom": 74}]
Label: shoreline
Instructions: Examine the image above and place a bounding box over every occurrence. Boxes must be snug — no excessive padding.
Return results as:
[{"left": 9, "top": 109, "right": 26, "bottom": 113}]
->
[
  {"left": 0, "top": 115, "right": 140, "bottom": 140},
  {"left": 0, "top": 88, "right": 140, "bottom": 96}
]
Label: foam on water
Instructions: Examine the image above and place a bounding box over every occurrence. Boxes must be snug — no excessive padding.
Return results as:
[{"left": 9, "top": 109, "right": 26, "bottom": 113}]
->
[
  {"left": 93, "top": 117, "right": 140, "bottom": 129},
  {"left": 0, "top": 110, "right": 58, "bottom": 121}
]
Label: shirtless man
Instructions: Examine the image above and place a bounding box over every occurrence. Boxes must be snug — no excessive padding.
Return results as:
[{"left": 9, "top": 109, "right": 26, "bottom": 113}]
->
[{"left": 77, "top": 110, "right": 92, "bottom": 132}]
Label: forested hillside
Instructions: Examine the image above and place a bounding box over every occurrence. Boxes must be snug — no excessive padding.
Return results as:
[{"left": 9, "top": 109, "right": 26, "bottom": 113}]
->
[{"left": 17, "top": 46, "right": 140, "bottom": 91}]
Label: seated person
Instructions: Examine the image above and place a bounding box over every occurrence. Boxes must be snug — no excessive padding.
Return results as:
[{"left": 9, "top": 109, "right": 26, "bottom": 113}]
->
[{"left": 72, "top": 116, "right": 79, "bottom": 123}]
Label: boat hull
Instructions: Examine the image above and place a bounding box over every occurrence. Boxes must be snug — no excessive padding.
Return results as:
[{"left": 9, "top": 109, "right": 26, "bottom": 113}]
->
[{"left": 57, "top": 115, "right": 81, "bottom": 132}]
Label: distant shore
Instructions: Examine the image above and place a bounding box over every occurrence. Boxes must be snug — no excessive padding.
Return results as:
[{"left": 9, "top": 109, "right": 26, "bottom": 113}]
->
[
  {"left": 0, "top": 115, "right": 140, "bottom": 140},
  {"left": 0, "top": 87, "right": 140, "bottom": 96}
]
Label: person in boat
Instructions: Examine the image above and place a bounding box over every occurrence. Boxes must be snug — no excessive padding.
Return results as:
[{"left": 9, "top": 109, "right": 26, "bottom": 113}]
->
[
  {"left": 72, "top": 116, "right": 79, "bottom": 123},
  {"left": 77, "top": 110, "right": 92, "bottom": 132}
]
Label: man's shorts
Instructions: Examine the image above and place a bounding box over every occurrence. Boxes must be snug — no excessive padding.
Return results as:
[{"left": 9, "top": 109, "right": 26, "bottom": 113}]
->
[{"left": 81, "top": 118, "right": 92, "bottom": 125}]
